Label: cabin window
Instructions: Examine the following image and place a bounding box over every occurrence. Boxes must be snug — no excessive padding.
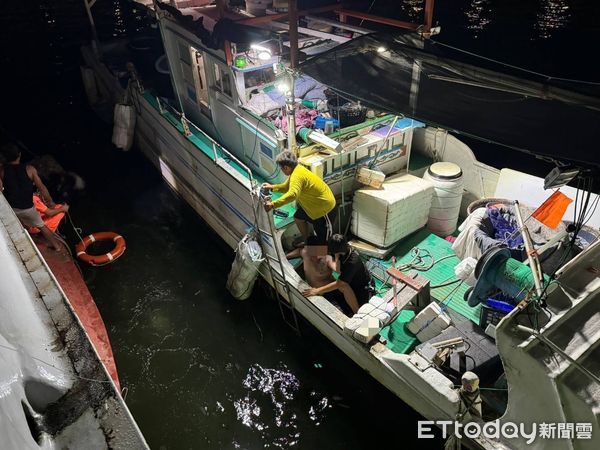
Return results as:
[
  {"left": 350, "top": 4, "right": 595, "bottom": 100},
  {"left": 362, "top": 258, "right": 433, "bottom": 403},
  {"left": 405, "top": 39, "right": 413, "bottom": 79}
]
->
[
  {"left": 244, "top": 67, "right": 276, "bottom": 90},
  {"left": 178, "top": 41, "right": 191, "bottom": 65},
  {"left": 214, "top": 64, "right": 232, "bottom": 97},
  {"left": 260, "top": 142, "right": 273, "bottom": 159}
]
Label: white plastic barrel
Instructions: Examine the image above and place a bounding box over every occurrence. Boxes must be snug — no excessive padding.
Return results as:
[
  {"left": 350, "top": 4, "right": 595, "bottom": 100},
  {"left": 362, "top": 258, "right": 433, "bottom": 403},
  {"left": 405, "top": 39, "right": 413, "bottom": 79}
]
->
[{"left": 423, "top": 162, "right": 464, "bottom": 236}]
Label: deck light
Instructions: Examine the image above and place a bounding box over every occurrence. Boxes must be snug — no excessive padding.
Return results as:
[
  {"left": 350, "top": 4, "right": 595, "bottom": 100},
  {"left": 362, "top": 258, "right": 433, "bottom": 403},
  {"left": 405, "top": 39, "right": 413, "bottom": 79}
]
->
[
  {"left": 544, "top": 165, "right": 580, "bottom": 189},
  {"left": 276, "top": 79, "right": 291, "bottom": 93},
  {"left": 377, "top": 46, "right": 387, "bottom": 53},
  {"left": 250, "top": 44, "right": 272, "bottom": 61}
]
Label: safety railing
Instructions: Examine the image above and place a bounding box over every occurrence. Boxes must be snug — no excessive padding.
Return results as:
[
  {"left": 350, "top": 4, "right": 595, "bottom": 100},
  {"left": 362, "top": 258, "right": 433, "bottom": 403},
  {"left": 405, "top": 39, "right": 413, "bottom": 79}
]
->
[{"left": 154, "top": 95, "right": 256, "bottom": 190}]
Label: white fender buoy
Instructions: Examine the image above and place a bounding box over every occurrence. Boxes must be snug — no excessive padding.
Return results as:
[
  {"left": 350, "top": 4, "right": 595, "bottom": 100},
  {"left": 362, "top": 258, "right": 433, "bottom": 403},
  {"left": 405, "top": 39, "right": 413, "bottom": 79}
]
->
[
  {"left": 112, "top": 104, "right": 136, "bottom": 151},
  {"left": 226, "top": 234, "right": 264, "bottom": 300}
]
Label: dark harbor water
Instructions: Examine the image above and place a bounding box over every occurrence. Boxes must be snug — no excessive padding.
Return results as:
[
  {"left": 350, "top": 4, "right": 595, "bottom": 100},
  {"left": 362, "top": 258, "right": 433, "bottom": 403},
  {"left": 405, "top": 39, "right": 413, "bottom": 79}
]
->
[{"left": 0, "top": 1, "right": 598, "bottom": 449}]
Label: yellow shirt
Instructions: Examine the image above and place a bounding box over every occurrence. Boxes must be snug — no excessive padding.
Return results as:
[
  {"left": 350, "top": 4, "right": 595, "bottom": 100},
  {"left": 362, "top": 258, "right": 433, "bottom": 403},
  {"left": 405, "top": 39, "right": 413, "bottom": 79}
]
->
[{"left": 271, "top": 165, "right": 336, "bottom": 219}]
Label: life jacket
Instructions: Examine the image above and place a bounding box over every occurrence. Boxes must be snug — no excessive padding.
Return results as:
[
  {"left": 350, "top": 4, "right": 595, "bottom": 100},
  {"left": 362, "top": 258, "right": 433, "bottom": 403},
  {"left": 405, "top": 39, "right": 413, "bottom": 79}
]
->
[{"left": 30, "top": 195, "right": 65, "bottom": 234}]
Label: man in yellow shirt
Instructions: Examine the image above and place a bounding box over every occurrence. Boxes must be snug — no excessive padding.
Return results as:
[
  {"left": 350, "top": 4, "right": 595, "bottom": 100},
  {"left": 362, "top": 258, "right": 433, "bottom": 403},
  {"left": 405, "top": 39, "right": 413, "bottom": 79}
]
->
[{"left": 263, "top": 151, "right": 336, "bottom": 243}]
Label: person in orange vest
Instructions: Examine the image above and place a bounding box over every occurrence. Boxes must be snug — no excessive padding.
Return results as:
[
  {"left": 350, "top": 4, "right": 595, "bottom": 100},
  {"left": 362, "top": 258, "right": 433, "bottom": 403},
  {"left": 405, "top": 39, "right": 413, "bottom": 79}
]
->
[
  {"left": 30, "top": 194, "right": 69, "bottom": 234},
  {"left": 0, "top": 143, "right": 63, "bottom": 251}
]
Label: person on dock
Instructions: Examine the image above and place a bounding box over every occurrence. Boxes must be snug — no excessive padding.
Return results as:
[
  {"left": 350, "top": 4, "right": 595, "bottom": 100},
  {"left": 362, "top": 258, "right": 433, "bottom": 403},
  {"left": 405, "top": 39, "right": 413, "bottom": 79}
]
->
[
  {"left": 262, "top": 151, "right": 336, "bottom": 244},
  {"left": 302, "top": 234, "right": 374, "bottom": 314},
  {"left": 287, "top": 236, "right": 351, "bottom": 315},
  {"left": 0, "top": 144, "right": 64, "bottom": 251}
]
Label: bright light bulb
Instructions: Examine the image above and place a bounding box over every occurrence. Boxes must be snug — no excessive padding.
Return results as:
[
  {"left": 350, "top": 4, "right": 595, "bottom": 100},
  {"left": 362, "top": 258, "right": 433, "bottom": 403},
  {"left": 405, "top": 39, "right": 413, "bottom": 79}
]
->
[
  {"left": 251, "top": 43, "right": 272, "bottom": 61},
  {"left": 257, "top": 51, "right": 271, "bottom": 61},
  {"left": 276, "top": 81, "right": 291, "bottom": 93},
  {"left": 377, "top": 46, "right": 387, "bottom": 53}
]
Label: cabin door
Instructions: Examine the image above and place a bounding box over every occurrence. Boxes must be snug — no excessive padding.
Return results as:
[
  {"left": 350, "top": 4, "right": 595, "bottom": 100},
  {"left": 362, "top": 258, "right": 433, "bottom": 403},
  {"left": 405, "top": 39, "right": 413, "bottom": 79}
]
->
[{"left": 190, "top": 47, "right": 210, "bottom": 113}]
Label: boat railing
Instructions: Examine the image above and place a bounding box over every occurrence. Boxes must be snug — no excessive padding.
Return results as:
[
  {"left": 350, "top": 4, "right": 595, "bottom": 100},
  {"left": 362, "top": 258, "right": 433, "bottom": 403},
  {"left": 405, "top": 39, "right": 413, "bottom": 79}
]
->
[{"left": 155, "top": 96, "right": 256, "bottom": 190}]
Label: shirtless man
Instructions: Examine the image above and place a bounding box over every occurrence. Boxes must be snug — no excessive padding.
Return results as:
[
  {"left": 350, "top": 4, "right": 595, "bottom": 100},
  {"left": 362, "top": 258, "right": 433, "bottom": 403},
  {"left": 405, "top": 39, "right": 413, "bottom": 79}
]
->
[
  {"left": 286, "top": 236, "right": 351, "bottom": 315},
  {"left": 286, "top": 237, "right": 333, "bottom": 287}
]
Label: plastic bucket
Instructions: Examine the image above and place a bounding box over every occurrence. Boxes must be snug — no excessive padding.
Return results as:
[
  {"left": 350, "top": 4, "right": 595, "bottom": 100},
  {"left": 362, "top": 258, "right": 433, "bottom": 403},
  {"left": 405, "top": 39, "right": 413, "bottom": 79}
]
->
[{"left": 423, "top": 162, "right": 464, "bottom": 236}]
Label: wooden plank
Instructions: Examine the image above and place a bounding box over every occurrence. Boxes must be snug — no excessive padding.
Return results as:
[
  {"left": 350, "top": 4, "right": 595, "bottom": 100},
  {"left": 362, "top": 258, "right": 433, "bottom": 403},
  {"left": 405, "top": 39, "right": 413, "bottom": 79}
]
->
[{"left": 386, "top": 267, "right": 424, "bottom": 291}]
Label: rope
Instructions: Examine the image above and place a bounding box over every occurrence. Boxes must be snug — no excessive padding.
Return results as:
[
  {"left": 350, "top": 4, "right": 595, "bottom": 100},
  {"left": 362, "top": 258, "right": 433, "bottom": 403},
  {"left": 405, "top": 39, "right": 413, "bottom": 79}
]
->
[{"left": 66, "top": 211, "right": 85, "bottom": 245}]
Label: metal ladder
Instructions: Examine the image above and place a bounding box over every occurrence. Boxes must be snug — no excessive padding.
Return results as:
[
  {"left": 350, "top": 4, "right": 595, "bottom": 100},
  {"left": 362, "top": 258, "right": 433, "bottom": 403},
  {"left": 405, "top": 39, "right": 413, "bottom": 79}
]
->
[{"left": 252, "top": 191, "right": 301, "bottom": 335}]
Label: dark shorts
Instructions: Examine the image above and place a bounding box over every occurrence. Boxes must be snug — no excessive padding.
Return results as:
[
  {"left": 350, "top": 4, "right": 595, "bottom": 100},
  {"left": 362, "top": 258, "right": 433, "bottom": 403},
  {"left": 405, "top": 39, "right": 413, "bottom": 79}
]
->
[
  {"left": 324, "top": 290, "right": 353, "bottom": 316},
  {"left": 294, "top": 206, "right": 337, "bottom": 242},
  {"left": 355, "top": 280, "right": 375, "bottom": 307}
]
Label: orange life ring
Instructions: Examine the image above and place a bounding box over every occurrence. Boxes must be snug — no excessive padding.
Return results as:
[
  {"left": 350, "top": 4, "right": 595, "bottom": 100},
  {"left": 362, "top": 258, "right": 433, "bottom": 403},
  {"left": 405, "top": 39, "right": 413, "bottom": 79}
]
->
[{"left": 75, "top": 232, "right": 126, "bottom": 266}]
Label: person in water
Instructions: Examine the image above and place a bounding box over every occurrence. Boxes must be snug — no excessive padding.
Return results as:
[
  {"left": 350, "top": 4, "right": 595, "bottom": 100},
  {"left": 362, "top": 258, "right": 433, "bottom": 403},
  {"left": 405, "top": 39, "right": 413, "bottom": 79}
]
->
[
  {"left": 302, "top": 234, "right": 374, "bottom": 314},
  {"left": 286, "top": 236, "right": 351, "bottom": 315},
  {"left": 263, "top": 151, "right": 336, "bottom": 244},
  {"left": 0, "top": 144, "right": 63, "bottom": 251}
]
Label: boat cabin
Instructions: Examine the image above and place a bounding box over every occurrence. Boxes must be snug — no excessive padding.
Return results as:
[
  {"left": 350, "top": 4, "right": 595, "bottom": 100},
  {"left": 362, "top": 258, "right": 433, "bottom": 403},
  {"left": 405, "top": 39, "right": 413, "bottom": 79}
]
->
[{"left": 154, "top": 2, "right": 421, "bottom": 189}]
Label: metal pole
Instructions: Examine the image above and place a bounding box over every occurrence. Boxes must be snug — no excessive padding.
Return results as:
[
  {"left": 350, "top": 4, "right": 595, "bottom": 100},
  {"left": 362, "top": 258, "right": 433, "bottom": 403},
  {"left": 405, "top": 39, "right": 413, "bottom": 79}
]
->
[
  {"left": 424, "top": 0, "right": 435, "bottom": 35},
  {"left": 513, "top": 201, "right": 544, "bottom": 298},
  {"left": 83, "top": 0, "right": 100, "bottom": 55},
  {"left": 288, "top": 0, "right": 298, "bottom": 69},
  {"left": 285, "top": 72, "right": 297, "bottom": 153},
  {"left": 286, "top": 0, "right": 298, "bottom": 154}
]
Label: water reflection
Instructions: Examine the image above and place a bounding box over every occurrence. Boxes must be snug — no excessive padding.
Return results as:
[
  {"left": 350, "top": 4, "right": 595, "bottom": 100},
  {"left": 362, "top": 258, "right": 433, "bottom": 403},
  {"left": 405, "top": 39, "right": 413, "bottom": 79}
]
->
[
  {"left": 535, "top": 0, "right": 571, "bottom": 39},
  {"left": 234, "top": 364, "right": 331, "bottom": 448},
  {"left": 113, "top": 0, "right": 126, "bottom": 37},
  {"left": 401, "top": 0, "right": 424, "bottom": 22},
  {"left": 464, "top": 0, "right": 492, "bottom": 38}
]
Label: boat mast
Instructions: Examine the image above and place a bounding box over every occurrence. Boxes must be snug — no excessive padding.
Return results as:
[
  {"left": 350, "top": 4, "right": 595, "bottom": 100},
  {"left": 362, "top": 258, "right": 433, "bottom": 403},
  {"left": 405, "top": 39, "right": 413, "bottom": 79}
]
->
[
  {"left": 286, "top": 0, "right": 298, "bottom": 154},
  {"left": 83, "top": 0, "right": 100, "bottom": 55}
]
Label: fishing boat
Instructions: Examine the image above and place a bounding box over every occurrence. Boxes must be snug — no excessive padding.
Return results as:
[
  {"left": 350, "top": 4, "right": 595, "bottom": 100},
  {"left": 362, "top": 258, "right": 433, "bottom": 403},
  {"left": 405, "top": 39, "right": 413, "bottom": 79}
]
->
[{"left": 80, "top": 1, "right": 600, "bottom": 448}]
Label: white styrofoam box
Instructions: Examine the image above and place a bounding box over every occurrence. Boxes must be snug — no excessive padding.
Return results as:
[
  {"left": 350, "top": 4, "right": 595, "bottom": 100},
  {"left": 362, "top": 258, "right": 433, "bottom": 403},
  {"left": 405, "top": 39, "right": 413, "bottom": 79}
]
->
[
  {"left": 351, "top": 173, "right": 434, "bottom": 247},
  {"left": 353, "top": 317, "right": 382, "bottom": 344},
  {"left": 344, "top": 316, "right": 363, "bottom": 335},
  {"left": 407, "top": 302, "right": 451, "bottom": 343},
  {"left": 369, "top": 296, "right": 398, "bottom": 316},
  {"left": 357, "top": 303, "right": 391, "bottom": 325}
]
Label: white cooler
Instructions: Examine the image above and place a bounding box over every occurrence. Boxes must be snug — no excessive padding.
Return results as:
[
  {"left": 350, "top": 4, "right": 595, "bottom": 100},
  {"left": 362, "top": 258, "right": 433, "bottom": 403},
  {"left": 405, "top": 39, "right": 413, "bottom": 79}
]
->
[{"left": 351, "top": 173, "right": 434, "bottom": 248}]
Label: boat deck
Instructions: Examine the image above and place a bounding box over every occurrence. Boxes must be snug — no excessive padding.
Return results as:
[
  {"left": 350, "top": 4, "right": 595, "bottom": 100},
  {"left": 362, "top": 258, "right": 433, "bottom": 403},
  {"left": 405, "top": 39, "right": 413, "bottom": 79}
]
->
[
  {"left": 144, "top": 93, "right": 297, "bottom": 229},
  {"left": 375, "top": 229, "right": 483, "bottom": 354}
]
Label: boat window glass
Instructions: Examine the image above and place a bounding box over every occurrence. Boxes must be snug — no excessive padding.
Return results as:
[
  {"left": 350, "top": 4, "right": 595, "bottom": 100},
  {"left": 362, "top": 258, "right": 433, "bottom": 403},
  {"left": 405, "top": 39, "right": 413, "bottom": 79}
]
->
[
  {"left": 178, "top": 41, "right": 191, "bottom": 65},
  {"left": 244, "top": 67, "right": 275, "bottom": 90},
  {"left": 260, "top": 142, "right": 273, "bottom": 159},
  {"left": 214, "top": 64, "right": 232, "bottom": 98}
]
